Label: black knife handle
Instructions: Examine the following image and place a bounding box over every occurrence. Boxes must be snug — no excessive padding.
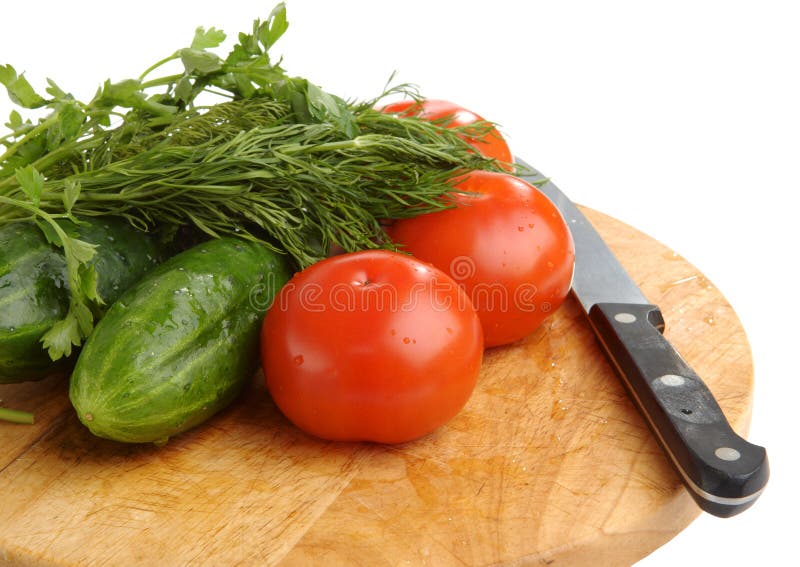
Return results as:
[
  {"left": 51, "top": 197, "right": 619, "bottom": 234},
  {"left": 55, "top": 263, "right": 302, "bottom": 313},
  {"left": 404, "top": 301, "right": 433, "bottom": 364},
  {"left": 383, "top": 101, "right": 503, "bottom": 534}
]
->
[{"left": 588, "top": 302, "right": 769, "bottom": 517}]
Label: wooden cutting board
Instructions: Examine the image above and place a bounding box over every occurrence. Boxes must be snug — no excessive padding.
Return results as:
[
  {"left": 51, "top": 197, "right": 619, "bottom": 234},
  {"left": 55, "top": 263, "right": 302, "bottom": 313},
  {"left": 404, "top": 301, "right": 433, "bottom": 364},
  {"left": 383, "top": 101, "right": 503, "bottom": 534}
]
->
[{"left": 0, "top": 207, "right": 754, "bottom": 566}]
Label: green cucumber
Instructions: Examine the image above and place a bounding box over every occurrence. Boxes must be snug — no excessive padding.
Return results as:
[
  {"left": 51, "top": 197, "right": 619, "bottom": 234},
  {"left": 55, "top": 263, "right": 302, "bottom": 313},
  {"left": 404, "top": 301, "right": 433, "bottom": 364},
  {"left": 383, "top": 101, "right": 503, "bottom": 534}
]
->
[
  {"left": 69, "top": 237, "right": 291, "bottom": 444},
  {"left": 0, "top": 217, "right": 162, "bottom": 383}
]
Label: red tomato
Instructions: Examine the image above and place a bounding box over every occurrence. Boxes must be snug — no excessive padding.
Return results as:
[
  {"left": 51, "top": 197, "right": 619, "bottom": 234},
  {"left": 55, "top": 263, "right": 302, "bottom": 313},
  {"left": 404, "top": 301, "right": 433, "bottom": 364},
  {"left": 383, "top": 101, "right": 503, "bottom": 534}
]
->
[
  {"left": 260, "top": 250, "right": 484, "bottom": 444},
  {"left": 388, "top": 171, "right": 575, "bottom": 347},
  {"left": 380, "top": 99, "right": 513, "bottom": 165}
]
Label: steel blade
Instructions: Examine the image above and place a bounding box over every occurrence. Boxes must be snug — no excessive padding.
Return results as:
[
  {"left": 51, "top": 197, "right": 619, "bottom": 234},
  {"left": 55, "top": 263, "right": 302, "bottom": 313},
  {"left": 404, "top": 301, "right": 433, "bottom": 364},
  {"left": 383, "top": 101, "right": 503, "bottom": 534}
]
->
[{"left": 516, "top": 159, "right": 650, "bottom": 313}]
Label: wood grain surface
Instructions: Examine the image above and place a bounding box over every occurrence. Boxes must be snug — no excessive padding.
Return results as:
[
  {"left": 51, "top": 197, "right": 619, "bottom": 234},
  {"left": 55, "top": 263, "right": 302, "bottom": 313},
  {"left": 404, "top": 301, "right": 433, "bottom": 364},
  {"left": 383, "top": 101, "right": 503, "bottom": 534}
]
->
[{"left": 0, "top": 207, "right": 755, "bottom": 567}]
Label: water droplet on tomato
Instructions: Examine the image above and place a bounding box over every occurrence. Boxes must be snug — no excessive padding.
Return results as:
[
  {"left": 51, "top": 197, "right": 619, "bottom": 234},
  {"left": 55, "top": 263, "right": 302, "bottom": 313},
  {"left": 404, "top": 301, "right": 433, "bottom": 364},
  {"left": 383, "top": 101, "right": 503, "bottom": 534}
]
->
[
  {"left": 517, "top": 226, "right": 525, "bottom": 232},
  {"left": 403, "top": 337, "right": 411, "bottom": 344},
  {"left": 293, "top": 355, "right": 304, "bottom": 365}
]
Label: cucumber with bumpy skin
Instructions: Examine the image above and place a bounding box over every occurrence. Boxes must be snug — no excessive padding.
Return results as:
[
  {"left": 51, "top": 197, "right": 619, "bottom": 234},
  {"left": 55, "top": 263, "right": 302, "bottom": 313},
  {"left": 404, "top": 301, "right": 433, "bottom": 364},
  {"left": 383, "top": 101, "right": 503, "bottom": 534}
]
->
[
  {"left": 0, "top": 217, "right": 162, "bottom": 383},
  {"left": 69, "top": 237, "right": 291, "bottom": 444}
]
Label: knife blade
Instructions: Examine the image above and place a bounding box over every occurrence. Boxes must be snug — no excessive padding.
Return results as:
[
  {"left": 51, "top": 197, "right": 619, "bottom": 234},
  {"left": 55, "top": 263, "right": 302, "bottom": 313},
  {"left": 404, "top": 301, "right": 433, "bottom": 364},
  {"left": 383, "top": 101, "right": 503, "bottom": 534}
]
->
[{"left": 516, "top": 159, "right": 769, "bottom": 517}]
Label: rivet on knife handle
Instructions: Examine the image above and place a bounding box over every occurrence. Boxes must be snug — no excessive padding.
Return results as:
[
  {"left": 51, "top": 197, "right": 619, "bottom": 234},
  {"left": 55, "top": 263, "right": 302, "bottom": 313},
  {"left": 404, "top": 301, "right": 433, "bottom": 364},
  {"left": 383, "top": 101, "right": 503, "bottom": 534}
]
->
[{"left": 588, "top": 302, "right": 769, "bottom": 517}]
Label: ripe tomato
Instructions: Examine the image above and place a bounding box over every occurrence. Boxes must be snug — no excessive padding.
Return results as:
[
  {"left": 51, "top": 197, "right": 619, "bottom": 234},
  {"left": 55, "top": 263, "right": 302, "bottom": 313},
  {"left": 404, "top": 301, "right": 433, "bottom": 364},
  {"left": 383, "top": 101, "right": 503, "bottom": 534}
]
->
[
  {"left": 388, "top": 171, "right": 575, "bottom": 348},
  {"left": 260, "top": 250, "right": 484, "bottom": 444},
  {"left": 380, "top": 99, "right": 513, "bottom": 165}
]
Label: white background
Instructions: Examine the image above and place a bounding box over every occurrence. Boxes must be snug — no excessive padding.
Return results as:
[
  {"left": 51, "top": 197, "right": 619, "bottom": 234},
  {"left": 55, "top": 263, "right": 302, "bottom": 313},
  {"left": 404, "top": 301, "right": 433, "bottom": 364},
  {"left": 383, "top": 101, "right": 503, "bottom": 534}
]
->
[{"left": 1, "top": 1, "right": 796, "bottom": 564}]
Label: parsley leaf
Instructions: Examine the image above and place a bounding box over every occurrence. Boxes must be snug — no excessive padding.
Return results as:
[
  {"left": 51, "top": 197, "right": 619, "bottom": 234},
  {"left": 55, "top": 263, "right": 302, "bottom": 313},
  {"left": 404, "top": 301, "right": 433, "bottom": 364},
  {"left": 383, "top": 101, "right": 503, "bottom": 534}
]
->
[
  {"left": 0, "top": 64, "right": 46, "bottom": 108},
  {"left": 15, "top": 164, "right": 44, "bottom": 207},
  {"left": 0, "top": 180, "right": 99, "bottom": 361},
  {"left": 259, "top": 3, "right": 289, "bottom": 51},
  {"left": 179, "top": 49, "right": 223, "bottom": 74},
  {"left": 39, "top": 231, "right": 99, "bottom": 359},
  {"left": 191, "top": 26, "right": 227, "bottom": 50}
]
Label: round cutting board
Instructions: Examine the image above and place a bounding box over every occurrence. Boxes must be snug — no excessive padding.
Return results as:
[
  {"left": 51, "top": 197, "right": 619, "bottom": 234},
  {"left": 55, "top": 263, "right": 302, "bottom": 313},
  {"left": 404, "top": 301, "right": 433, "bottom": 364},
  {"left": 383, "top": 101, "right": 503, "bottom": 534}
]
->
[{"left": 0, "top": 207, "right": 754, "bottom": 566}]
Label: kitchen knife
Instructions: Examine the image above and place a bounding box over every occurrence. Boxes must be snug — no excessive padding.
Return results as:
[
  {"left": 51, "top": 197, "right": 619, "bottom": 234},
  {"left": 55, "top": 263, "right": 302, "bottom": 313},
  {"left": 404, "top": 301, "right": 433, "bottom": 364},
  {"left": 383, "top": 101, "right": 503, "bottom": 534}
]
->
[{"left": 516, "top": 159, "right": 769, "bottom": 517}]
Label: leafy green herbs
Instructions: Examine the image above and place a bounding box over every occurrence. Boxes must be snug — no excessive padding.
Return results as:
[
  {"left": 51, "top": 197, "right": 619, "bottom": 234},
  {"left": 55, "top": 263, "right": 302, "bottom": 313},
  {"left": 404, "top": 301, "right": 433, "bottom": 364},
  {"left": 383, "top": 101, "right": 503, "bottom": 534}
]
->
[
  {"left": 0, "top": 3, "right": 298, "bottom": 182},
  {"left": 0, "top": 3, "right": 503, "bottom": 361}
]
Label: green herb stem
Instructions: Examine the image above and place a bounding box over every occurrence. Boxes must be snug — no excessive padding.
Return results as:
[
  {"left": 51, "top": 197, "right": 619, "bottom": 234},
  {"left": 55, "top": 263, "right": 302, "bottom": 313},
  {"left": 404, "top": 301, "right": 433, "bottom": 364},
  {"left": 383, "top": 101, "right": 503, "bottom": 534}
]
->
[
  {"left": 0, "top": 407, "right": 35, "bottom": 425},
  {"left": 138, "top": 54, "right": 181, "bottom": 82},
  {"left": 140, "top": 73, "right": 188, "bottom": 91}
]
